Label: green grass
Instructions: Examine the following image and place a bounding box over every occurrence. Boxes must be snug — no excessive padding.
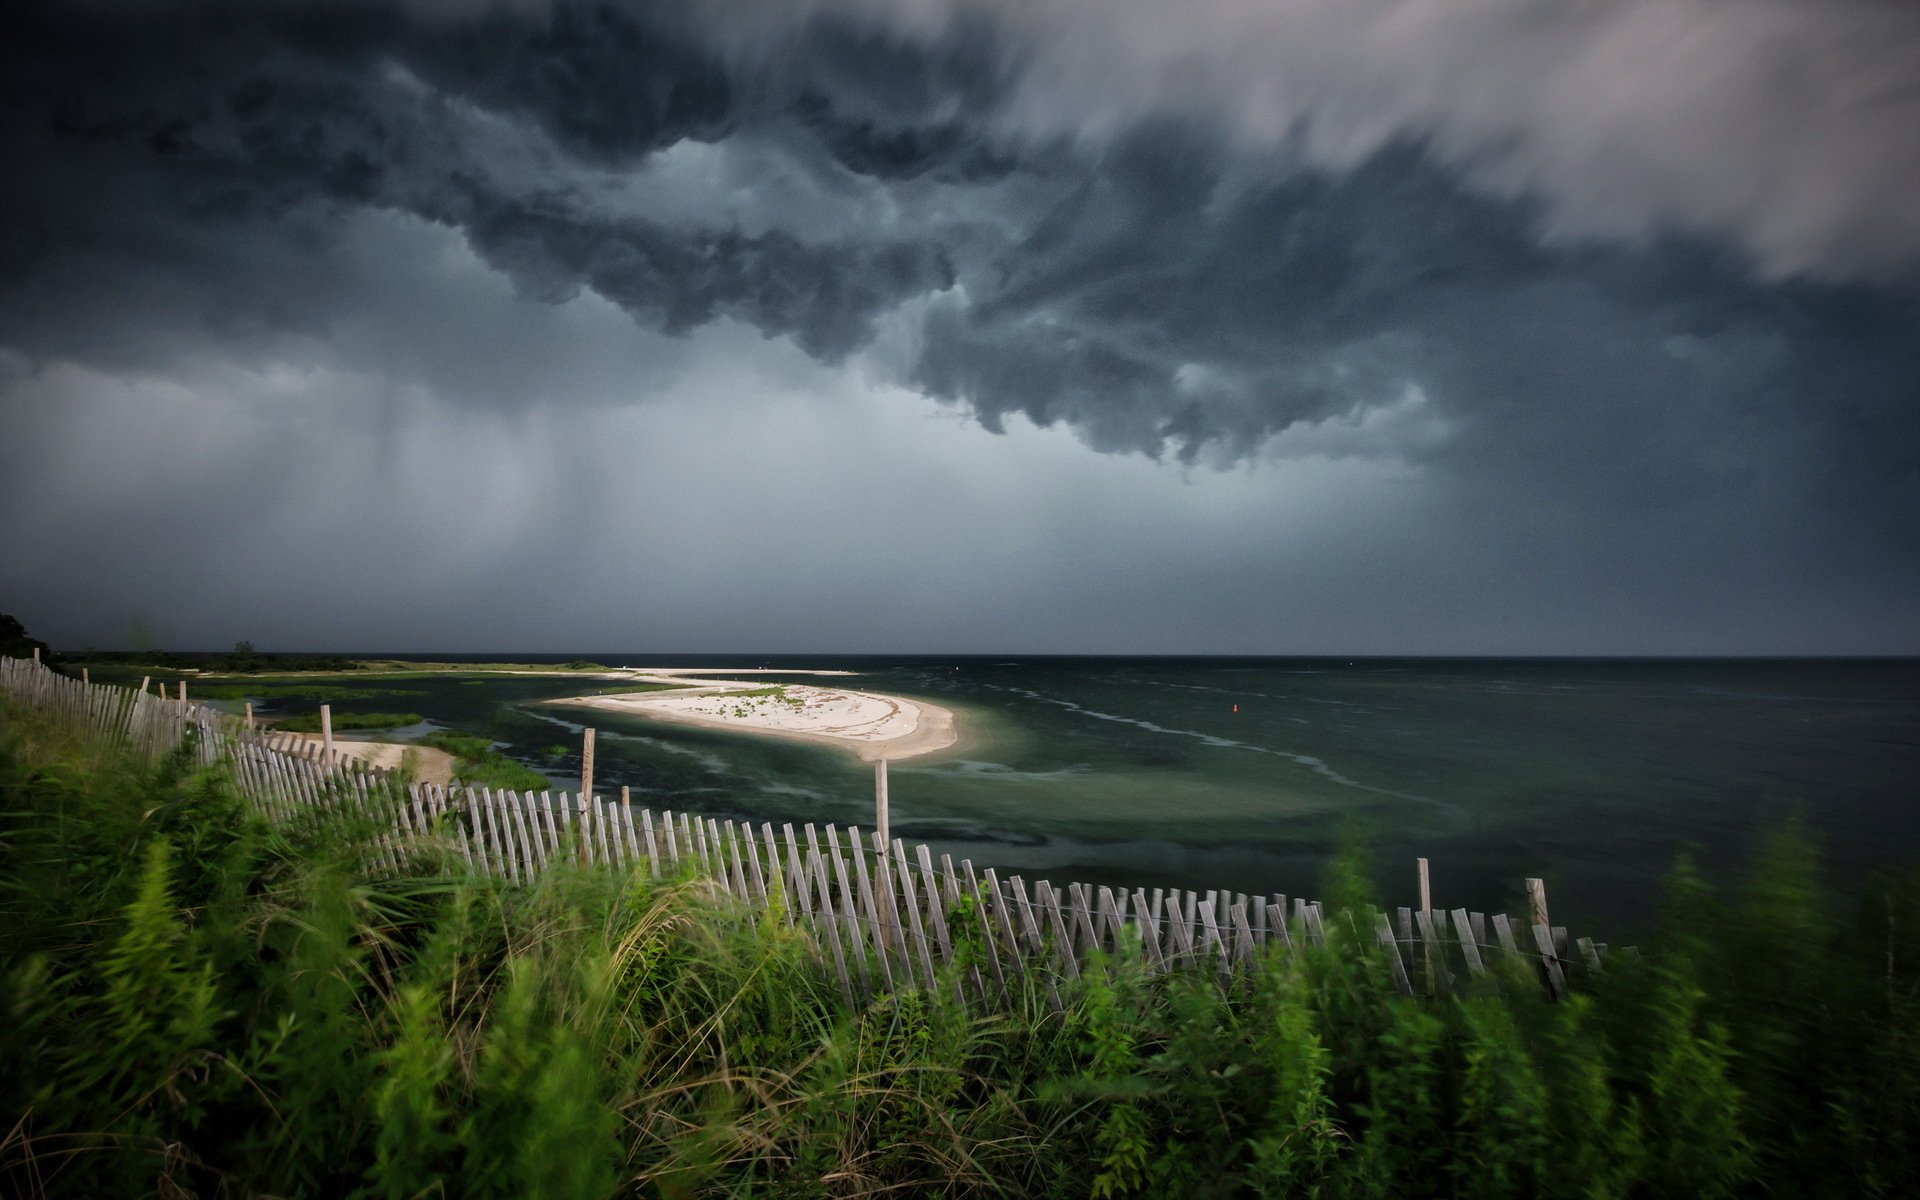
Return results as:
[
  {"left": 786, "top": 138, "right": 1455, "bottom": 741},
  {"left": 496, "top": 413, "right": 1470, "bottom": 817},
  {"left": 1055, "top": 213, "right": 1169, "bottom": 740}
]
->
[
  {"left": 272, "top": 712, "right": 425, "bottom": 733},
  {"left": 417, "top": 729, "right": 553, "bottom": 792},
  {"left": 4, "top": 698, "right": 1920, "bottom": 1198},
  {"left": 350, "top": 660, "right": 615, "bottom": 675},
  {"left": 185, "top": 684, "right": 427, "bottom": 701},
  {"left": 416, "top": 730, "right": 495, "bottom": 760}
]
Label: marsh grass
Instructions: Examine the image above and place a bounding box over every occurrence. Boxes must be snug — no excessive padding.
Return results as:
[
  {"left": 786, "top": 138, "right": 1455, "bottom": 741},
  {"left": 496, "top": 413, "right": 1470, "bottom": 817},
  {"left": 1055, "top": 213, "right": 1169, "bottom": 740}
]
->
[
  {"left": 273, "top": 712, "right": 425, "bottom": 733},
  {"left": 3, "top": 696, "right": 1918, "bottom": 1197},
  {"left": 416, "top": 729, "right": 553, "bottom": 793}
]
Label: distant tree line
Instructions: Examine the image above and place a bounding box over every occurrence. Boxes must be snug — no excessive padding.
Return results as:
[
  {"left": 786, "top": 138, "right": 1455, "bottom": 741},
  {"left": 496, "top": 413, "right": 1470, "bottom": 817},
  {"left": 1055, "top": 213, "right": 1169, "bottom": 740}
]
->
[
  {"left": 4, "top": 617, "right": 367, "bottom": 674},
  {"left": 65, "top": 643, "right": 366, "bottom": 674},
  {"left": 0, "top": 614, "right": 50, "bottom": 663}
]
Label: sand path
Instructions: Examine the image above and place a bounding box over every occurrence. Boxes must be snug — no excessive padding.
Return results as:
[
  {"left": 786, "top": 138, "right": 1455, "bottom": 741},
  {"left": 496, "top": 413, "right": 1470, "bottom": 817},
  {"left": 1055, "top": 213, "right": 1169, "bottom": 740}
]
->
[{"left": 284, "top": 733, "right": 457, "bottom": 786}]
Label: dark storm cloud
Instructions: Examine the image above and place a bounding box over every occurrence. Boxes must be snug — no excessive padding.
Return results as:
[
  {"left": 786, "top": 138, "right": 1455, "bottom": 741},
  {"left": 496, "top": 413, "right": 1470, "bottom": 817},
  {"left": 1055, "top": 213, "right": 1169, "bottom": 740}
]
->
[
  {"left": 911, "top": 129, "right": 1919, "bottom": 562},
  {"left": 0, "top": 0, "right": 959, "bottom": 369},
  {"left": 2, "top": 0, "right": 1917, "bottom": 650}
]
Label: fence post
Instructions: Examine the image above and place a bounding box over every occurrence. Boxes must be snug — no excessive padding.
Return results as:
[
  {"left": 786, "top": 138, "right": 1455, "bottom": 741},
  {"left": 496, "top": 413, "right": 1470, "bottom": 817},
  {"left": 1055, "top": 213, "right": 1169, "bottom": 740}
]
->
[
  {"left": 178, "top": 681, "right": 186, "bottom": 702},
  {"left": 81, "top": 667, "right": 88, "bottom": 686},
  {"left": 320, "top": 703, "right": 333, "bottom": 756},
  {"left": 874, "top": 757, "right": 889, "bottom": 850},
  {"left": 245, "top": 701, "right": 254, "bottom": 730},
  {"left": 1526, "top": 877, "right": 1549, "bottom": 931},
  {"left": 1418, "top": 857, "right": 1434, "bottom": 992},
  {"left": 578, "top": 728, "right": 596, "bottom": 864}
]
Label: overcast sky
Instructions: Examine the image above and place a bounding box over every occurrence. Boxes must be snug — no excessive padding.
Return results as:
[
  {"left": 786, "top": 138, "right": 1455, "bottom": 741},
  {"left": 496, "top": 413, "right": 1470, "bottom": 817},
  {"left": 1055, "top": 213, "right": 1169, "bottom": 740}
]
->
[{"left": 2, "top": 0, "right": 1916, "bottom": 654}]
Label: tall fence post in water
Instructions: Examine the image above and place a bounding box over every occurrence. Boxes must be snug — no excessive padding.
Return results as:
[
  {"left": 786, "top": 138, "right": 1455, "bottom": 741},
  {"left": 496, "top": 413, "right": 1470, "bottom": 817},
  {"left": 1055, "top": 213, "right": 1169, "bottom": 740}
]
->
[{"left": 320, "top": 704, "right": 333, "bottom": 757}]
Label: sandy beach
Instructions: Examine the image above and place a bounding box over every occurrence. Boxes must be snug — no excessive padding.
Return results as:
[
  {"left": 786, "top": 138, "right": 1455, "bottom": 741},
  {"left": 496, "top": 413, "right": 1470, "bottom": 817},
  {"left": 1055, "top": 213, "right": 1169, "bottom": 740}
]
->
[
  {"left": 549, "top": 669, "right": 958, "bottom": 762},
  {"left": 286, "top": 733, "right": 457, "bottom": 786}
]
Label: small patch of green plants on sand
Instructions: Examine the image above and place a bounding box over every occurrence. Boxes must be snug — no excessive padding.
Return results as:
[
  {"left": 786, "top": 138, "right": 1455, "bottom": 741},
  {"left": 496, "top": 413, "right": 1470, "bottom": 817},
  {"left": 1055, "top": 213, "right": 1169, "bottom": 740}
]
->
[
  {"left": 714, "top": 686, "right": 807, "bottom": 718},
  {"left": 416, "top": 729, "right": 552, "bottom": 792},
  {"left": 4, "top": 698, "right": 1919, "bottom": 1197}
]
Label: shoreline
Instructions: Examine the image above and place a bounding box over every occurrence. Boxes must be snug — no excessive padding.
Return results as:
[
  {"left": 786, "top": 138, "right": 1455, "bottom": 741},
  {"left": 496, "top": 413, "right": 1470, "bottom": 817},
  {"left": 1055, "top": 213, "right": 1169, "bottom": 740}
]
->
[{"left": 546, "top": 669, "right": 960, "bottom": 763}]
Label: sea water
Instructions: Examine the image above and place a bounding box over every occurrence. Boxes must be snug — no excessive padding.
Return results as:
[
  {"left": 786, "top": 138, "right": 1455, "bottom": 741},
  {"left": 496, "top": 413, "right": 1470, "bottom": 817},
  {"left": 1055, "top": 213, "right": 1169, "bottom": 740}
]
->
[{"left": 328, "top": 656, "right": 1920, "bottom": 937}]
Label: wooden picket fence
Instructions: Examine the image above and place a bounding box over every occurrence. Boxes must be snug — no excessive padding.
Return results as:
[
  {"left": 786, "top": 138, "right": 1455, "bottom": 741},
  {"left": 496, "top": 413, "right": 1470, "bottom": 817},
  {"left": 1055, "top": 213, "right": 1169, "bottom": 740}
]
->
[{"left": 0, "top": 655, "right": 1608, "bottom": 1006}]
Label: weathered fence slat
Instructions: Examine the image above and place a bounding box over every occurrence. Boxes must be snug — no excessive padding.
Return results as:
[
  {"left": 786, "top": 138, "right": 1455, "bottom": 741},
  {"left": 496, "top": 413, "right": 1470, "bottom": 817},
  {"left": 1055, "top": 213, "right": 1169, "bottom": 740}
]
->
[
  {"left": 1375, "top": 913, "right": 1414, "bottom": 994},
  {"left": 848, "top": 826, "right": 894, "bottom": 992},
  {"left": 1452, "top": 908, "right": 1487, "bottom": 976}
]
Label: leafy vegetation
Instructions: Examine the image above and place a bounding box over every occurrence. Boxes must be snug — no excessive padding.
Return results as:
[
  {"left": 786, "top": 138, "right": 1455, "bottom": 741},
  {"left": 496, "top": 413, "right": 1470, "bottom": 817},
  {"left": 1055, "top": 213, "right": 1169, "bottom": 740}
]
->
[
  {"left": 710, "top": 685, "right": 807, "bottom": 718},
  {"left": 417, "top": 729, "right": 552, "bottom": 792},
  {"left": 272, "top": 712, "right": 425, "bottom": 733},
  {"left": 3, "top": 698, "right": 1918, "bottom": 1198}
]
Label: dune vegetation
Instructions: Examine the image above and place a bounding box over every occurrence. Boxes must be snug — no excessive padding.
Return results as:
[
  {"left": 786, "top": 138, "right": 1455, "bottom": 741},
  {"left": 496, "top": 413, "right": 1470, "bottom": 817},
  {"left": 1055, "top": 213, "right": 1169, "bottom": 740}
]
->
[
  {"left": 416, "top": 729, "right": 554, "bottom": 793},
  {"left": 2, "top": 695, "right": 1918, "bottom": 1198}
]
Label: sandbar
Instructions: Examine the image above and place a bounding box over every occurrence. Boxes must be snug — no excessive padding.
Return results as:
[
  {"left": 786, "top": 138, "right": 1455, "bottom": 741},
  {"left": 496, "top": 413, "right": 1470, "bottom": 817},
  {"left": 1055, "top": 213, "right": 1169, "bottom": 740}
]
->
[{"left": 547, "top": 669, "right": 957, "bottom": 762}]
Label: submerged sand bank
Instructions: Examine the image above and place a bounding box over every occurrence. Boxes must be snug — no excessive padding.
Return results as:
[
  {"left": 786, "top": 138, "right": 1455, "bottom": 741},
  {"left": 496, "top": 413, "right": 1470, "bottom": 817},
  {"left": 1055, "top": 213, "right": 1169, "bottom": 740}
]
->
[{"left": 548, "top": 669, "right": 958, "bottom": 762}]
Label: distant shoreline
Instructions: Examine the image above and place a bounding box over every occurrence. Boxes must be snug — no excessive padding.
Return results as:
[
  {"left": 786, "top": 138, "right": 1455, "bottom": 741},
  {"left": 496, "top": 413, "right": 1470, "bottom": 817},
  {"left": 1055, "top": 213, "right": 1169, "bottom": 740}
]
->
[{"left": 546, "top": 669, "right": 959, "bottom": 763}]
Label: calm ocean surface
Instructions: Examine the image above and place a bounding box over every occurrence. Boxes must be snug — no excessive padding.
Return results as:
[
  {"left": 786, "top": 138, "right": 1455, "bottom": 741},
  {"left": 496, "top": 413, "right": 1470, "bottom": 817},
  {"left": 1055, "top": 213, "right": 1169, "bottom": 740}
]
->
[{"left": 312, "top": 656, "right": 1920, "bottom": 938}]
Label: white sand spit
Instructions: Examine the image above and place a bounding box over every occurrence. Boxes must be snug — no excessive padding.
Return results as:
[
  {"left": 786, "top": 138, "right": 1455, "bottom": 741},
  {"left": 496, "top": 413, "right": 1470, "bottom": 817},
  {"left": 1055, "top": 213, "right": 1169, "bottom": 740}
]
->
[{"left": 549, "top": 671, "right": 958, "bottom": 762}]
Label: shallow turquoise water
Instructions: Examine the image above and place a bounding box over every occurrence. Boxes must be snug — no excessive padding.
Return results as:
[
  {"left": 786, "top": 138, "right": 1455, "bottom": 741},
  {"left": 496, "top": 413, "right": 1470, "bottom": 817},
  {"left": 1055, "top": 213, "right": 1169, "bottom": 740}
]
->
[{"left": 270, "top": 656, "right": 1920, "bottom": 938}]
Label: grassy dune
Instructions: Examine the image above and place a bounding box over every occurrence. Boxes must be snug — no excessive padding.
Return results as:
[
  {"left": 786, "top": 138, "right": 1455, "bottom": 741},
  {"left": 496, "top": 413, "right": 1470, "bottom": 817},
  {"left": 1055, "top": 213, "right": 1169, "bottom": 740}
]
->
[{"left": 2, "top": 697, "right": 1918, "bottom": 1197}]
